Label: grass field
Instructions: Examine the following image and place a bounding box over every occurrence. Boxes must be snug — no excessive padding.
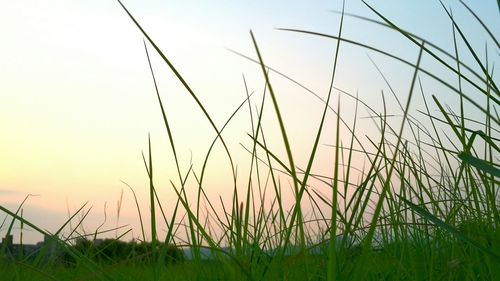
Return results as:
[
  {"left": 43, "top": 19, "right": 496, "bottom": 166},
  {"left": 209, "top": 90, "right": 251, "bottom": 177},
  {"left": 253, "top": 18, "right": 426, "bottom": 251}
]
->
[{"left": 1, "top": 1, "right": 499, "bottom": 280}]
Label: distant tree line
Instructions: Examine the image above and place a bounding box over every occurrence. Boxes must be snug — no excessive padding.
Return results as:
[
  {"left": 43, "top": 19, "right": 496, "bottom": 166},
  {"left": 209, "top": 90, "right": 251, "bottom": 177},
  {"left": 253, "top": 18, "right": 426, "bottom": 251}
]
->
[{"left": 62, "top": 238, "right": 184, "bottom": 266}]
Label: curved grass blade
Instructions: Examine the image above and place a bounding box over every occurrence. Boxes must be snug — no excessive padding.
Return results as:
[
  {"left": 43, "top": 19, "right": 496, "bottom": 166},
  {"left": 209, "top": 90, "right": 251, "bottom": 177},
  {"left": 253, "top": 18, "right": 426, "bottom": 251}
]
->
[
  {"left": 121, "top": 180, "right": 146, "bottom": 242},
  {"left": 439, "top": 0, "right": 499, "bottom": 95},
  {"left": 0, "top": 205, "right": 115, "bottom": 281},
  {"left": 250, "top": 31, "right": 306, "bottom": 250},
  {"left": 277, "top": 28, "right": 500, "bottom": 122},
  {"left": 458, "top": 0, "right": 499, "bottom": 48},
  {"left": 116, "top": 0, "right": 236, "bottom": 184},
  {"left": 399, "top": 196, "right": 500, "bottom": 262},
  {"left": 458, "top": 152, "right": 500, "bottom": 178},
  {"left": 361, "top": 0, "right": 499, "bottom": 100},
  {"left": 329, "top": 10, "right": 492, "bottom": 85}
]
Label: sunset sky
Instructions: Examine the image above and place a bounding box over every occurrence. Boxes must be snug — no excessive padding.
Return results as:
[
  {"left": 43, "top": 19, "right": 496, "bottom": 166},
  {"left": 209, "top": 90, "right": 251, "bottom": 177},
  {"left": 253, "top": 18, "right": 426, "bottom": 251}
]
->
[{"left": 1, "top": 1, "right": 498, "bottom": 243}]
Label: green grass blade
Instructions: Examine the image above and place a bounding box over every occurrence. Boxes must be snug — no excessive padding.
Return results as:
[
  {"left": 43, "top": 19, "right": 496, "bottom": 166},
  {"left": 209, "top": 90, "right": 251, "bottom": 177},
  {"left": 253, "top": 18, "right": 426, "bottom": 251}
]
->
[
  {"left": 250, "top": 31, "right": 305, "bottom": 251},
  {"left": 328, "top": 96, "right": 342, "bottom": 281},
  {"left": 458, "top": 152, "right": 500, "bottom": 178},
  {"left": 459, "top": 0, "right": 499, "bottom": 48},
  {"left": 362, "top": 0, "right": 499, "bottom": 102},
  {"left": 120, "top": 180, "right": 146, "bottom": 242},
  {"left": 439, "top": 0, "right": 499, "bottom": 95},
  {"left": 399, "top": 196, "right": 500, "bottom": 262}
]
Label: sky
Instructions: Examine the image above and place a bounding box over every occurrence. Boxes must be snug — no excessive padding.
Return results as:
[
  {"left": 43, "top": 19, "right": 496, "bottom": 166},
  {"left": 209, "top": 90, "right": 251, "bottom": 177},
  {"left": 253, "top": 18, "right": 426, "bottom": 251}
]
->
[{"left": 0, "top": 0, "right": 498, "bottom": 244}]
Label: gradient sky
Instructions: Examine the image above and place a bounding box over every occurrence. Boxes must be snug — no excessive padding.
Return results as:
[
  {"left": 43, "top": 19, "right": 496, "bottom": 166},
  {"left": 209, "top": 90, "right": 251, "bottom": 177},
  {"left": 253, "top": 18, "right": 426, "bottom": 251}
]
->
[{"left": 0, "top": 1, "right": 498, "bottom": 243}]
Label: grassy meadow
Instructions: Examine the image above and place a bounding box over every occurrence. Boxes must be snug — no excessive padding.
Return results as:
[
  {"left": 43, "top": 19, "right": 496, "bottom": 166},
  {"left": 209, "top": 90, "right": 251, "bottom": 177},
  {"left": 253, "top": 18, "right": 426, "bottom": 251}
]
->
[{"left": 1, "top": 1, "right": 499, "bottom": 280}]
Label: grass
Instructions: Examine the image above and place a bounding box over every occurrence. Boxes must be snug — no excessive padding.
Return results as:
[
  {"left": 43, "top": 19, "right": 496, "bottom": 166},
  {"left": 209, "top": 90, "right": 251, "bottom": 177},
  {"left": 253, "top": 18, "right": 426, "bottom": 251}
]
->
[{"left": 1, "top": 1, "right": 499, "bottom": 280}]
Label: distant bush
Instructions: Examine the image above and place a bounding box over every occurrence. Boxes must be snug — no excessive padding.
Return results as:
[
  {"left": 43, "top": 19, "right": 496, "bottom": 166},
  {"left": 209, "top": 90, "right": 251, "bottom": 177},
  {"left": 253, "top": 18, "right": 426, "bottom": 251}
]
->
[{"left": 62, "top": 238, "right": 184, "bottom": 266}]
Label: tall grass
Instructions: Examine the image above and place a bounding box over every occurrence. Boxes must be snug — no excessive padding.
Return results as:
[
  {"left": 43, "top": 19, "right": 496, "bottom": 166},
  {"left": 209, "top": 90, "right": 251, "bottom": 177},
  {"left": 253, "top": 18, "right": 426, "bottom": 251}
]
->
[{"left": 1, "top": 1, "right": 499, "bottom": 280}]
